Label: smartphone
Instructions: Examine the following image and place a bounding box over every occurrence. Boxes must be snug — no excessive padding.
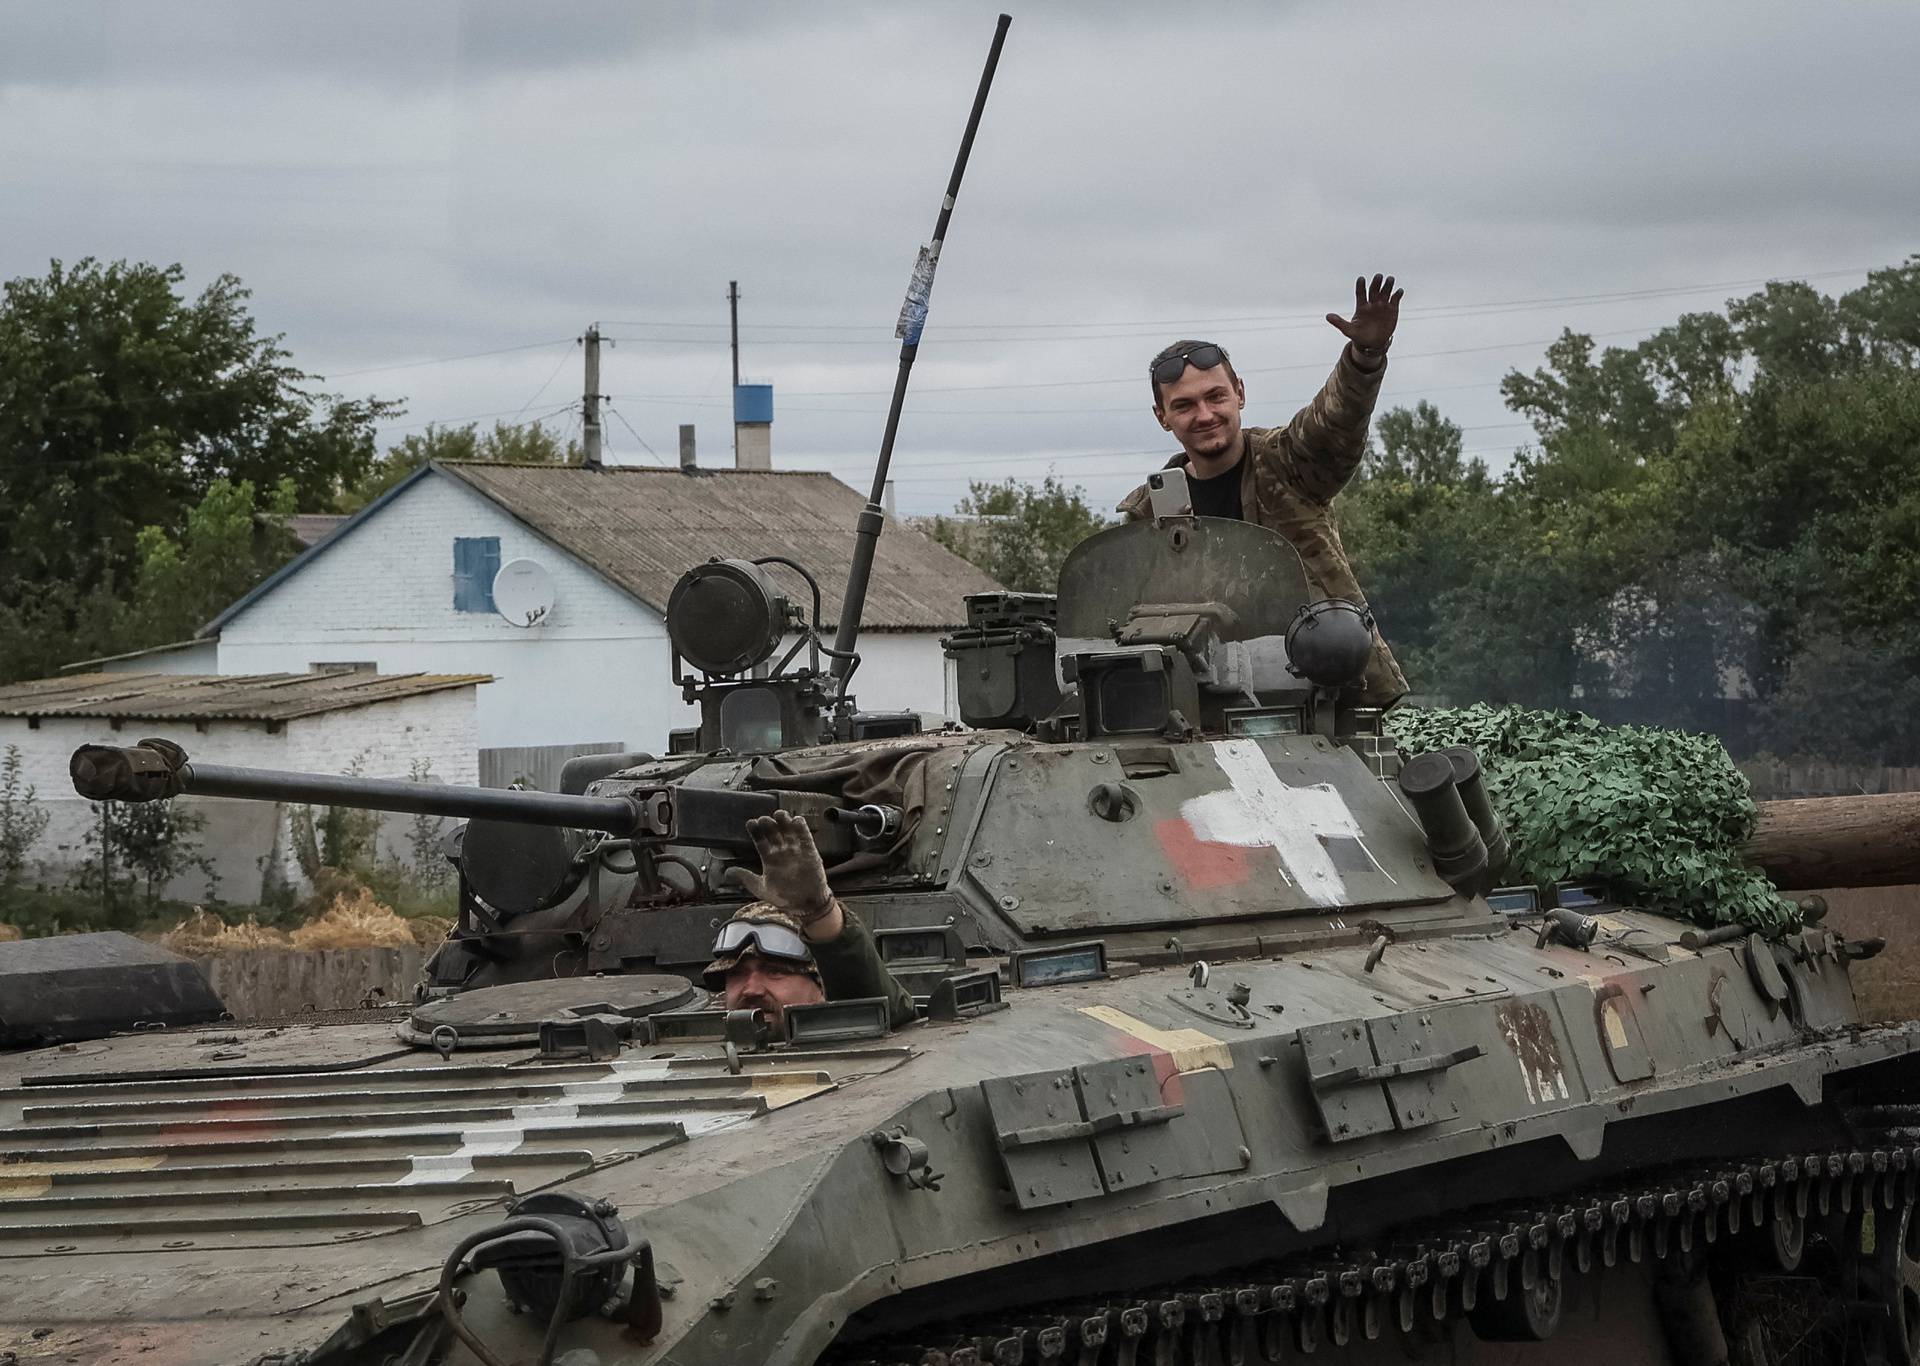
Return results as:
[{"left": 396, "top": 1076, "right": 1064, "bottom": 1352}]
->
[{"left": 1146, "top": 467, "right": 1192, "bottom": 519}]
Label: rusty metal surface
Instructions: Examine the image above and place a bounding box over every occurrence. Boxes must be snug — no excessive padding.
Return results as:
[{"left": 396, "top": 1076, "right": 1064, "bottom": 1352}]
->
[
  {"left": 438, "top": 462, "right": 1000, "bottom": 630},
  {"left": 0, "top": 670, "right": 491, "bottom": 723}
]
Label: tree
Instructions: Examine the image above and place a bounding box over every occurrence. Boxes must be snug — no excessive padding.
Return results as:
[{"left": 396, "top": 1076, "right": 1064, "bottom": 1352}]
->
[
  {"left": 0, "top": 258, "right": 397, "bottom": 681},
  {"left": 1362, "top": 401, "right": 1485, "bottom": 488},
  {"left": 340, "top": 419, "right": 582, "bottom": 511},
  {"left": 81, "top": 798, "right": 216, "bottom": 915},
  {"left": 1385, "top": 256, "right": 1920, "bottom": 758},
  {"left": 923, "top": 476, "right": 1111, "bottom": 592},
  {"left": 1342, "top": 404, "right": 1502, "bottom": 699},
  {"left": 0, "top": 745, "right": 49, "bottom": 890},
  {"left": 121, "top": 477, "right": 300, "bottom": 649}
]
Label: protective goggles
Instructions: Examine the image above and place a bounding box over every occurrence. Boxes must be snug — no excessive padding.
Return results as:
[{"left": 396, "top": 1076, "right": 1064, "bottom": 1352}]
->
[
  {"left": 1150, "top": 343, "right": 1230, "bottom": 389},
  {"left": 710, "top": 919, "right": 813, "bottom": 966}
]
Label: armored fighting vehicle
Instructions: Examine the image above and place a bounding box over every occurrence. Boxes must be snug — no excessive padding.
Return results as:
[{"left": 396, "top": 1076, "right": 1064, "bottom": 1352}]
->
[
  {"left": 7, "top": 510, "right": 1920, "bottom": 1366},
  {"left": 9, "top": 18, "right": 1920, "bottom": 1361}
]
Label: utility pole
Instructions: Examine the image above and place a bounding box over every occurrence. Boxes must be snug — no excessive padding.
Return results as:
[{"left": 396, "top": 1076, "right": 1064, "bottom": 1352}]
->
[
  {"left": 727, "top": 281, "right": 740, "bottom": 464},
  {"left": 582, "top": 323, "right": 603, "bottom": 468}
]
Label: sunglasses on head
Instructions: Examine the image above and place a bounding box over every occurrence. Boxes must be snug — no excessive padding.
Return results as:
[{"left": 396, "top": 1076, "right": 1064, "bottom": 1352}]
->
[
  {"left": 711, "top": 918, "right": 813, "bottom": 966},
  {"left": 1150, "top": 343, "right": 1231, "bottom": 389}
]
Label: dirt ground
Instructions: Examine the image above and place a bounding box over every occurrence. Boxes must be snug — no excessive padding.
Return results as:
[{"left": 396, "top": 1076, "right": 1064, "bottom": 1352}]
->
[{"left": 1816, "top": 883, "right": 1920, "bottom": 1021}]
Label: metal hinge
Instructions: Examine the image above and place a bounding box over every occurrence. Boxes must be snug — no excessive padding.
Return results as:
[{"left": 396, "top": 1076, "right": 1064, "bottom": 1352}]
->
[
  {"left": 996, "top": 1102, "right": 1184, "bottom": 1150},
  {"left": 1309, "top": 1043, "right": 1485, "bottom": 1090}
]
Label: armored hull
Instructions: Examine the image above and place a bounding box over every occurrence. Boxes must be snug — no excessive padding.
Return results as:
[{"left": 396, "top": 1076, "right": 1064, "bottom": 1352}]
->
[
  {"left": 7, "top": 750, "right": 1920, "bottom": 1364},
  {"left": 10, "top": 518, "right": 1920, "bottom": 1365}
]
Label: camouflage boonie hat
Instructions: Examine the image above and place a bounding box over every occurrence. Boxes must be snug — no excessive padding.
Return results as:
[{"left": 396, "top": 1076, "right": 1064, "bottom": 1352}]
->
[{"left": 703, "top": 903, "right": 823, "bottom": 991}]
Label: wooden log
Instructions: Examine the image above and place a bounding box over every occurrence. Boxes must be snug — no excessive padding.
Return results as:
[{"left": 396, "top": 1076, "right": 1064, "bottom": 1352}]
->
[{"left": 1746, "top": 792, "right": 1920, "bottom": 890}]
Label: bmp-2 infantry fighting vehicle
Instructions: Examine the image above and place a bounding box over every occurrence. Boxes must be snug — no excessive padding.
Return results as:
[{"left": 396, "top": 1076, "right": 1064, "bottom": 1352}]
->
[
  {"left": 10, "top": 18, "right": 1920, "bottom": 1366},
  {"left": 8, "top": 509, "right": 1920, "bottom": 1366}
]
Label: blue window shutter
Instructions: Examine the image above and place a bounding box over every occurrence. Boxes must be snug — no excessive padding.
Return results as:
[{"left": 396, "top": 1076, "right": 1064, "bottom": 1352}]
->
[{"left": 453, "top": 537, "right": 501, "bottom": 612}]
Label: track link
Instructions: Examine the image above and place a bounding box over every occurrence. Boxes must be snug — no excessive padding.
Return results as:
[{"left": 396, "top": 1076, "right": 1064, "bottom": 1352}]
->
[{"left": 830, "top": 1142, "right": 1920, "bottom": 1366}]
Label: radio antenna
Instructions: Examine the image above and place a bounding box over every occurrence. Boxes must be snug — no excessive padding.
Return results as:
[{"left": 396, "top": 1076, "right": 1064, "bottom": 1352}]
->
[{"left": 828, "top": 13, "right": 1013, "bottom": 697}]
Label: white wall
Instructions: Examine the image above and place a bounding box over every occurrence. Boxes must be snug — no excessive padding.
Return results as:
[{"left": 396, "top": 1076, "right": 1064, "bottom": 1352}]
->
[
  {"left": 1, "top": 688, "right": 478, "bottom": 905},
  {"left": 216, "top": 470, "right": 963, "bottom": 751},
  {"left": 834, "top": 633, "right": 958, "bottom": 720},
  {"left": 218, "top": 472, "right": 669, "bottom": 750}
]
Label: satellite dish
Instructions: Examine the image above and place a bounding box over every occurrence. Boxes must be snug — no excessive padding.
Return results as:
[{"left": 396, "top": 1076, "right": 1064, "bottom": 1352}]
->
[{"left": 492, "top": 558, "right": 557, "bottom": 627}]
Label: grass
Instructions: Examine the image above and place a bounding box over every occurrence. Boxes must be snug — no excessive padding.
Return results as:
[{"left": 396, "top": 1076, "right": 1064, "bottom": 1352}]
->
[{"left": 0, "top": 867, "right": 456, "bottom": 947}]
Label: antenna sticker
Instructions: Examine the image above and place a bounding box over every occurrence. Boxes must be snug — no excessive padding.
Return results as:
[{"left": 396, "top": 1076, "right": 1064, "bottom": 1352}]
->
[{"left": 895, "top": 241, "right": 943, "bottom": 344}]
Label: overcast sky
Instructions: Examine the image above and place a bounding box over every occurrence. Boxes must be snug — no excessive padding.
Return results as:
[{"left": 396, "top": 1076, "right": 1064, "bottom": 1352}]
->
[{"left": 3, "top": 1, "right": 1915, "bottom": 515}]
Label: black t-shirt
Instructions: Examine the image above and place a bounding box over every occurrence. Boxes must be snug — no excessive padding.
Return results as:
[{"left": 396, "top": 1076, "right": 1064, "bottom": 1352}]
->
[{"left": 1186, "top": 461, "right": 1243, "bottom": 521}]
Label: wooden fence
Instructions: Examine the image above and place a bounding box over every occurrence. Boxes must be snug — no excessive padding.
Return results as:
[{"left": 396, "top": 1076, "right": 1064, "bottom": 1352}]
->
[
  {"left": 1741, "top": 762, "right": 1920, "bottom": 800},
  {"left": 478, "top": 741, "right": 627, "bottom": 792}
]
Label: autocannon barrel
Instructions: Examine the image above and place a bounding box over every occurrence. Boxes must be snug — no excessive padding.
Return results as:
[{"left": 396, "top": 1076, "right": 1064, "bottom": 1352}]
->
[{"left": 70, "top": 741, "right": 646, "bottom": 836}]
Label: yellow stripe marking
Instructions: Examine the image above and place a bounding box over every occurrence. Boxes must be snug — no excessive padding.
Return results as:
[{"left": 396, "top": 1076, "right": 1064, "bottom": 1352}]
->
[
  {"left": 1078, "top": 1005, "right": 1233, "bottom": 1072},
  {"left": 757, "top": 1076, "right": 837, "bottom": 1110},
  {"left": 0, "top": 1153, "right": 166, "bottom": 1199}
]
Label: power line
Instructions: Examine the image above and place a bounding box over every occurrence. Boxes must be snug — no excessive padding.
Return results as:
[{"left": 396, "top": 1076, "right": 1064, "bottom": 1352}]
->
[
  {"left": 604, "top": 323, "right": 1662, "bottom": 406},
  {"left": 596, "top": 265, "right": 1870, "bottom": 337},
  {"left": 806, "top": 426, "right": 1531, "bottom": 477},
  {"left": 509, "top": 340, "right": 580, "bottom": 422},
  {"left": 603, "top": 402, "right": 664, "bottom": 464},
  {"left": 324, "top": 337, "right": 578, "bottom": 379},
  {"left": 861, "top": 440, "right": 1529, "bottom": 487},
  {"left": 376, "top": 400, "right": 577, "bottom": 435},
  {"left": 604, "top": 376, "right": 1512, "bottom": 417}
]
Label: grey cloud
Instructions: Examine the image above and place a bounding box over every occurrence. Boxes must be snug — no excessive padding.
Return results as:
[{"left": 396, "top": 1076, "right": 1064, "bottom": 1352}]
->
[{"left": 1, "top": 0, "right": 1915, "bottom": 515}]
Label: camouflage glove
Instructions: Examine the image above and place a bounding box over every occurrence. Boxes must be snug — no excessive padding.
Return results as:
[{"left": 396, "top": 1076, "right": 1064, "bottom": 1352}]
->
[
  {"left": 728, "top": 810, "right": 836, "bottom": 926},
  {"left": 1325, "top": 273, "right": 1403, "bottom": 368}
]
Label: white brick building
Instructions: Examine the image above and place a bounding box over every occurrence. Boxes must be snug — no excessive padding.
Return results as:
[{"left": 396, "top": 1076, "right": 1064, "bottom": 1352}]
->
[
  {"left": 165, "top": 462, "right": 1000, "bottom": 754},
  {"left": 0, "top": 672, "right": 484, "bottom": 903}
]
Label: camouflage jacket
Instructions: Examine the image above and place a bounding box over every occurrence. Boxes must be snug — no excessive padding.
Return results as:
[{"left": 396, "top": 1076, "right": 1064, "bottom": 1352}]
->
[
  {"left": 1117, "top": 347, "right": 1408, "bottom": 705},
  {"left": 812, "top": 903, "right": 918, "bottom": 1028}
]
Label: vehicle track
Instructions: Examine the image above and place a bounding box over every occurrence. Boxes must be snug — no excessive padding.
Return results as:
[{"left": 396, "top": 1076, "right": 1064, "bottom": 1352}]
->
[{"left": 830, "top": 1131, "right": 1920, "bottom": 1366}]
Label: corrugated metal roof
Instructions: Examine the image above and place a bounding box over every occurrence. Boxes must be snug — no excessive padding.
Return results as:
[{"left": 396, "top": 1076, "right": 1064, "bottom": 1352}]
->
[
  {"left": 0, "top": 672, "right": 490, "bottom": 724},
  {"left": 285, "top": 513, "right": 347, "bottom": 548},
  {"left": 436, "top": 462, "right": 1002, "bottom": 630}
]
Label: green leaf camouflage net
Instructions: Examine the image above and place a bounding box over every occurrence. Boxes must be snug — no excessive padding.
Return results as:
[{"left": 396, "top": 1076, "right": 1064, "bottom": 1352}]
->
[{"left": 1385, "top": 703, "right": 1799, "bottom": 935}]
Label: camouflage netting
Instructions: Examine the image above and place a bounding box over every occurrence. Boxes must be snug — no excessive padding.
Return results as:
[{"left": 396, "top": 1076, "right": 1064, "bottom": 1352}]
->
[{"left": 1385, "top": 703, "right": 1798, "bottom": 935}]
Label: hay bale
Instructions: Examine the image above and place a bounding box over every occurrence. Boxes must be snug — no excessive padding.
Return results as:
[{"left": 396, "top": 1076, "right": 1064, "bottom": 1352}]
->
[
  {"left": 407, "top": 915, "right": 455, "bottom": 947},
  {"left": 159, "top": 908, "right": 292, "bottom": 955},
  {"left": 289, "top": 887, "right": 419, "bottom": 950},
  {"left": 0, "top": 923, "right": 21, "bottom": 943}
]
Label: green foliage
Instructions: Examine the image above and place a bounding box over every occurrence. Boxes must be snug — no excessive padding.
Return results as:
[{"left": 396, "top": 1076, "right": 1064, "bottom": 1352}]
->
[
  {"left": 77, "top": 798, "right": 217, "bottom": 914},
  {"left": 0, "top": 745, "right": 49, "bottom": 888},
  {"left": 116, "top": 476, "right": 301, "bottom": 649},
  {"left": 924, "top": 476, "right": 1112, "bottom": 592},
  {"left": 290, "top": 753, "right": 379, "bottom": 880},
  {"left": 289, "top": 753, "right": 455, "bottom": 918},
  {"left": 1387, "top": 704, "right": 1797, "bottom": 934},
  {"left": 0, "top": 885, "right": 152, "bottom": 939},
  {"left": 0, "top": 257, "right": 398, "bottom": 681},
  {"left": 1362, "top": 400, "right": 1488, "bottom": 488},
  {"left": 1347, "top": 256, "right": 1920, "bottom": 762},
  {"left": 340, "top": 420, "right": 582, "bottom": 511}
]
